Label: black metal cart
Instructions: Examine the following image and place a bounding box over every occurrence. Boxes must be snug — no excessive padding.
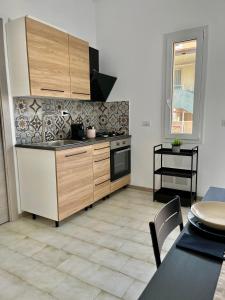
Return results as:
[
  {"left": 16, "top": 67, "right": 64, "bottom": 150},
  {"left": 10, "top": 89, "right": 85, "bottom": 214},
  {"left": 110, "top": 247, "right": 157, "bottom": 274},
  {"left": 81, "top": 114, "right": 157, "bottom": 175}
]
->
[{"left": 153, "top": 144, "right": 198, "bottom": 207}]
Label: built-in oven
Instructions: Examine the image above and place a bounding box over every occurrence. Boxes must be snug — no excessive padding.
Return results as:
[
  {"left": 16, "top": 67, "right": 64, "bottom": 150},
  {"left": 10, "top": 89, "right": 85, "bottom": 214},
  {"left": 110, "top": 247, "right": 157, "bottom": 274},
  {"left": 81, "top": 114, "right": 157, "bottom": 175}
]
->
[{"left": 110, "top": 138, "right": 131, "bottom": 181}]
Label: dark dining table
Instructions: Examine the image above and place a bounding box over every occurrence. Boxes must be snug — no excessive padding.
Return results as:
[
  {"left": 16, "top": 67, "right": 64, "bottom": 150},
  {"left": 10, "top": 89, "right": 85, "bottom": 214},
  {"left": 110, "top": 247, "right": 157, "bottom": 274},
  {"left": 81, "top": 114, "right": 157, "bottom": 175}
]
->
[{"left": 139, "top": 187, "right": 225, "bottom": 300}]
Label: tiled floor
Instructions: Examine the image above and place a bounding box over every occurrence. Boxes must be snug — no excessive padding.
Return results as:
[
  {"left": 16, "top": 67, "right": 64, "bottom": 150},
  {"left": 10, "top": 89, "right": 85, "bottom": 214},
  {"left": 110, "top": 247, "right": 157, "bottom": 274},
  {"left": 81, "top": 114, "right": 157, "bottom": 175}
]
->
[{"left": 0, "top": 188, "right": 189, "bottom": 300}]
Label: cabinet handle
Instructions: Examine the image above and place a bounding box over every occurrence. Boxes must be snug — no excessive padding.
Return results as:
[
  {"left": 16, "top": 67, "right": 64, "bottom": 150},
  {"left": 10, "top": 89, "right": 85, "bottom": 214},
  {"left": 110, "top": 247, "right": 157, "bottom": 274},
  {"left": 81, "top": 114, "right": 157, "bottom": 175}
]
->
[
  {"left": 95, "top": 179, "right": 109, "bottom": 186},
  {"left": 65, "top": 151, "right": 87, "bottom": 157},
  {"left": 94, "top": 146, "right": 110, "bottom": 151},
  {"left": 115, "top": 148, "right": 131, "bottom": 154},
  {"left": 41, "top": 88, "right": 64, "bottom": 93},
  {"left": 94, "top": 157, "right": 110, "bottom": 163},
  {"left": 72, "top": 92, "right": 90, "bottom": 95}
]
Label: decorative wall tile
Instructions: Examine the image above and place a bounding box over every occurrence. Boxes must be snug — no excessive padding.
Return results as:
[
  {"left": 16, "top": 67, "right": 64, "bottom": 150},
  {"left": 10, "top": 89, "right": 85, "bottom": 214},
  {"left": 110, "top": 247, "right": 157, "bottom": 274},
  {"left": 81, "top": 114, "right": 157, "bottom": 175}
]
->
[{"left": 14, "top": 98, "right": 129, "bottom": 144}]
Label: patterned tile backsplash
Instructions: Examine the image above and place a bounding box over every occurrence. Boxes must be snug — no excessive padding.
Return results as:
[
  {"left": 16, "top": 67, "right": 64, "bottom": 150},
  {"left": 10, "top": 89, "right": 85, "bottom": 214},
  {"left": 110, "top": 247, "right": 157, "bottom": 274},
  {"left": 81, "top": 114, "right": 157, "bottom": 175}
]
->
[{"left": 14, "top": 98, "right": 129, "bottom": 144}]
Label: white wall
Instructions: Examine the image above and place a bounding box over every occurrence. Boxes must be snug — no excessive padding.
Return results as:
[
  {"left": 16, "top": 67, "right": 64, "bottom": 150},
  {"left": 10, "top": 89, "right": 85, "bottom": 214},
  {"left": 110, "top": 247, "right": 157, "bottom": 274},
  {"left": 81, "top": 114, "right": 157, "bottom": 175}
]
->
[
  {"left": 0, "top": 0, "right": 96, "bottom": 46},
  {"left": 95, "top": 0, "right": 225, "bottom": 196}
]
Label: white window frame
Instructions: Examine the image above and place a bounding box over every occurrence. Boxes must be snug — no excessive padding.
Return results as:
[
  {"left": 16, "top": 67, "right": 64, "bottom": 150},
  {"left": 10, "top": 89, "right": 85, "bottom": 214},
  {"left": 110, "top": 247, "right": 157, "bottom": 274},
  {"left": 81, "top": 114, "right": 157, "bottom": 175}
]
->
[{"left": 162, "top": 26, "right": 208, "bottom": 142}]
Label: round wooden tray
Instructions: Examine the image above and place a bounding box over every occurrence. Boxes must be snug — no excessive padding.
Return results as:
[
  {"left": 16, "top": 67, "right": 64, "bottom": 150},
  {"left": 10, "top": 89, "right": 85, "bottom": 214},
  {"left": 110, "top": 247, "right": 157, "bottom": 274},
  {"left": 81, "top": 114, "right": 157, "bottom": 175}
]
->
[{"left": 188, "top": 211, "right": 225, "bottom": 242}]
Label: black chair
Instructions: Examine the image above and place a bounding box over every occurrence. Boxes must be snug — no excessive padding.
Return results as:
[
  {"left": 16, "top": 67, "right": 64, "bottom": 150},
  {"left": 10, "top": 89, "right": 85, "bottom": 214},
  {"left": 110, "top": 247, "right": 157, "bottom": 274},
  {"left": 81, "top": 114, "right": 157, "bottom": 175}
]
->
[{"left": 149, "top": 196, "right": 183, "bottom": 268}]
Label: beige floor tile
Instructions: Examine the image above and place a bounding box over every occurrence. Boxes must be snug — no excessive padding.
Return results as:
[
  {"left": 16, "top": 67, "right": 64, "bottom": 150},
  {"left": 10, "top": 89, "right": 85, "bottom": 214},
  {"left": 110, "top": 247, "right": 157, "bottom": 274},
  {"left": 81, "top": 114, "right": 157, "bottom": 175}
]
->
[
  {"left": 33, "top": 245, "right": 71, "bottom": 268},
  {"left": 122, "top": 280, "right": 146, "bottom": 300},
  {"left": 111, "top": 226, "right": 152, "bottom": 246},
  {"left": 93, "top": 220, "right": 122, "bottom": 234},
  {"left": 28, "top": 227, "right": 73, "bottom": 249},
  {"left": 162, "top": 236, "right": 176, "bottom": 252},
  {"left": 0, "top": 268, "right": 29, "bottom": 300},
  {"left": 120, "top": 258, "right": 156, "bottom": 283},
  {"left": 81, "top": 266, "right": 134, "bottom": 298},
  {"left": 0, "top": 246, "right": 67, "bottom": 293},
  {"left": 70, "top": 214, "right": 100, "bottom": 228},
  {"left": 2, "top": 218, "right": 42, "bottom": 235},
  {"left": 62, "top": 237, "right": 100, "bottom": 258},
  {"left": 139, "top": 222, "right": 151, "bottom": 233},
  {"left": 57, "top": 222, "right": 125, "bottom": 251},
  {"left": 0, "top": 188, "right": 189, "bottom": 299},
  {"left": 0, "top": 229, "right": 26, "bottom": 247},
  {"left": 8, "top": 237, "right": 46, "bottom": 257},
  {"left": 95, "top": 291, "right": 121, "bottom": 300},
  {"left": 118, "top": 240, "right": 154, "bottom": 263},
  {"left": 57, "top": 255, "right": 100, "bottom": 279},
  {"left": 21, "top": 263, "right": 67, "bottom": 293},
  {"left": 87, "top": 209, "right": 142, "bottom": 229},
  {"left": 90, "top": 248, "right": 130, "bottom": 271},
  {"left": 110, "top": 226, "right": 140, "bottom": 241},
  {"left": 51, "top": 275, "right": 101, "bottom": 300},
  {"left": 16, "top": 287, "right": 55, "bottom": 300}
]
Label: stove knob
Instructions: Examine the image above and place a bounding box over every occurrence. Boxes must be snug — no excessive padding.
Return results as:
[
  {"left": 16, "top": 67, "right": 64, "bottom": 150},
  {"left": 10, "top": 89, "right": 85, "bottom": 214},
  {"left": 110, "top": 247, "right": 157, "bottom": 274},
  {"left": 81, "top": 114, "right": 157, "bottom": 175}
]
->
[{"left": 116, "top": 142, "right": 120, "bottom": 146}]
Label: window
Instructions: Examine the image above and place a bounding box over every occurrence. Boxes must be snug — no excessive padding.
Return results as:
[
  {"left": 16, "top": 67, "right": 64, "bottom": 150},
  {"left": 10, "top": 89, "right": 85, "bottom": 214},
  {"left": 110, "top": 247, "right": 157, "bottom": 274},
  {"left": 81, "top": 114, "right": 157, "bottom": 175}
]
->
[{"left": 163, "top": 27, "right": 207, "bottom": 141}]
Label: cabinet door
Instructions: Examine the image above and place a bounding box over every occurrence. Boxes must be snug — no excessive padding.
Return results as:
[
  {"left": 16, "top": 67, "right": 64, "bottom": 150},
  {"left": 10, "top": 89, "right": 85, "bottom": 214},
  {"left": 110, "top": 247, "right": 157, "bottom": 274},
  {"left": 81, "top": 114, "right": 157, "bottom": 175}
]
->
[
  {"left": 26, "top": 17, "right": 70, "bottom": 98},
  {"left": 69, "top": 35, "right": 90, "bottom": 100},
  {"left": 94, "top": 174, "right": 110, "bottom": 201},
  {"left": 56, "top": 146, "right": 93, "bottom": 221}
]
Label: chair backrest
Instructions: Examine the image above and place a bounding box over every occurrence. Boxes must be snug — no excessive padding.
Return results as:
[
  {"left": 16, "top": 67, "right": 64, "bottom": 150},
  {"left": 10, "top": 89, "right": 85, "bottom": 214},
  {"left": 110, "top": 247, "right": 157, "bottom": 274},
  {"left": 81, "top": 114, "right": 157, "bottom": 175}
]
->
[{"left": 149, "top": 196, "right": 183, "bottom": 268}]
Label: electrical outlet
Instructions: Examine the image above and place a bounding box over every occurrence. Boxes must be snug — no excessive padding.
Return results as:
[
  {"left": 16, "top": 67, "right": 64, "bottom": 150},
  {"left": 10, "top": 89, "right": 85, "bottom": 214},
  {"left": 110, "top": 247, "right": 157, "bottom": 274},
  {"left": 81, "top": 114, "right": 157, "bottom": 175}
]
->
[
  {"left": 142, "top": 121, "right": 150, "bottom": 127},
  {"left": 61, "top": 110, "right": 69, "bottom": 117}
]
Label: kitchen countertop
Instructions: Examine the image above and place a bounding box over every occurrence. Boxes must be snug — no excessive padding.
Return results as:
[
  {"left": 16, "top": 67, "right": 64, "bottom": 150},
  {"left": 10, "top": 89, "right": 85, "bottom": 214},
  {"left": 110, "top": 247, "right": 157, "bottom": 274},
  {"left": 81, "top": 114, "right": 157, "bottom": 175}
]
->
[{"left": 15, "top": 135, "right": 131, "bottom": 151}]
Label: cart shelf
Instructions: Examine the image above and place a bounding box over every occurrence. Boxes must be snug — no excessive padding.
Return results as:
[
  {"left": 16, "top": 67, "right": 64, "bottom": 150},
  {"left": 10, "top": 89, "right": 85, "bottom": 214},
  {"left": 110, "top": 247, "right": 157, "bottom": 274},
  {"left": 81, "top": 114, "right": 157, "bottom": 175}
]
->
[
  {"left": 154, "top": 188, "right": 196, "bottom": 207},
  {"left": 154, "top": 148, "right": 198, "bottom": 156},
  {"left": 153, "top": 144, "right": 198, "bottom": 207},
  {"left": 154, "top": 167, "right": 197, "bottom": 178}
]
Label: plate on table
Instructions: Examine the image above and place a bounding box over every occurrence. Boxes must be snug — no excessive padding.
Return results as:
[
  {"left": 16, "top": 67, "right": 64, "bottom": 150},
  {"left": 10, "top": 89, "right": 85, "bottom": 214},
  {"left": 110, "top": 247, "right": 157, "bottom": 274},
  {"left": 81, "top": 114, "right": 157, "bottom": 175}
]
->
[
  {"left": 188, "top": 211, "right": 225, "bottom": 242},
  {"left": 191, "top": 201, "right": 225, "bottom": 231}
]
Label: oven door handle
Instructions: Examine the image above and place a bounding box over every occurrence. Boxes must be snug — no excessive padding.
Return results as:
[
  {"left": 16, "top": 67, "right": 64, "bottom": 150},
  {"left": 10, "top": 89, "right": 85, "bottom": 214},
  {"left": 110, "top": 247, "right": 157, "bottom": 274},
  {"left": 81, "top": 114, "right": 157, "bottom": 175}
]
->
[{"left": 114, "top": 148, "right": 131, "bottom": 154}]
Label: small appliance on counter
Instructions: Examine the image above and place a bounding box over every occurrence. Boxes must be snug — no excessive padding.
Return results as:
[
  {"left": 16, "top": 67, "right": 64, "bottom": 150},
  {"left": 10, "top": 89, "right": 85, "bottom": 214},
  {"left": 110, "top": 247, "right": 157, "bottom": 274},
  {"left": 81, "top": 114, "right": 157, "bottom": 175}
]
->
[
  {"left": 71, "top": 123, "right": 86, "bottom": 140},
  {"left": 86, "top": 126, "right": 96, "bottom": 139}
]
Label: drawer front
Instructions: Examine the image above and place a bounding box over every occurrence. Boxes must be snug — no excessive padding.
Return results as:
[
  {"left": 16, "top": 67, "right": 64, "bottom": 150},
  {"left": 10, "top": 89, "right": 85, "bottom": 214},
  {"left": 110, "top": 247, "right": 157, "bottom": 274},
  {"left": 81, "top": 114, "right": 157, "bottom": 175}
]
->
[
  {"left": 94, "top": 175, "right": 110, "bottom": 201},
  {"left": 93, "top": 158, "right": 110, "bottom": 179},
  {"left": 56, "top": 145, "right": 94, "bottom": 220},
  {"left": 93, "top": 142, "right": 110, "bottom": 151},
  {"left": 57, "top": 145, "right": 93, "bottom": 161},
  {"left": 93, "top": 142, "right": 110, "bottom": 162},
  {"left": 111, "top": 175, "right": 131, "bottom": 193}
]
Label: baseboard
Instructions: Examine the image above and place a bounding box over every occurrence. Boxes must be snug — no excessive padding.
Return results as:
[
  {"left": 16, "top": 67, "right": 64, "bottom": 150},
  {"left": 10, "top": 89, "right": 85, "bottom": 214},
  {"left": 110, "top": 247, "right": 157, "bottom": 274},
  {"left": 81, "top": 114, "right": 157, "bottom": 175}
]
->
[{"left": 128, "top": 185, "right": 153, "bottom": 192}]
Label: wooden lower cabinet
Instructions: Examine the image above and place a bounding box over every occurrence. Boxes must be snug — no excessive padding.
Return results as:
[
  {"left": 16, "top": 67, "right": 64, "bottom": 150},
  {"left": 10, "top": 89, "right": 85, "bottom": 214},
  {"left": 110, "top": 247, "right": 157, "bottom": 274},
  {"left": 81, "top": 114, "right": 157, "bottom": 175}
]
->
[
  {"left": 93, "top": 142, "right": 111, "bottom": 201},
  {"left": 56, "top": 145, "right": 94, "bottom": 221},
  {"left": 16, "top": 141, "right": 131, "bottom": 225},
  {"left": 94, "top": 174, "right": 110, "bottom": 201},
  {"left": 93, "top": 158, "right": 110, "bottom": 179},
  {"left": 111, "top": 175, "right": 131, "bottom": 193}
]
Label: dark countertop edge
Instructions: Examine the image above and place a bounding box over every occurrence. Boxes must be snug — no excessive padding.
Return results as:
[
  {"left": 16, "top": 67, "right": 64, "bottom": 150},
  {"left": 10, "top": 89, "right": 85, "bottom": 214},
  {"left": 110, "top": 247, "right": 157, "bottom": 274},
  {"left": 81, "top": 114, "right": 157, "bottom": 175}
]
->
[{"left": 15, "top": 135, "right": 131, "bottom": 151}]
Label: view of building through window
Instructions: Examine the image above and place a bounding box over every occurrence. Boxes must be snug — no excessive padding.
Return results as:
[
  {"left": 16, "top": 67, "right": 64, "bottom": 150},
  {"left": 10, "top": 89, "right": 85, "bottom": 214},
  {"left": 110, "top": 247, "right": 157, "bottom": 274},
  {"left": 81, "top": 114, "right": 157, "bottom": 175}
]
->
[{"left": 171, "top": 40, "right": 197, "bottom": 134}]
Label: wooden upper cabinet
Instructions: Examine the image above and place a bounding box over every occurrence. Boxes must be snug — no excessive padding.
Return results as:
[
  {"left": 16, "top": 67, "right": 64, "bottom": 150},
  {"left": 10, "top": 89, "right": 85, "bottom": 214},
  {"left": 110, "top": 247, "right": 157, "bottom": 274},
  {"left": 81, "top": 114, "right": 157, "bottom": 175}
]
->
[
  {"left": 69, "top": 35, "right": 90, "bottom": 100},
  {"left": 6, "top": 17, "right": 90, "bottom": 100},
  {"left": 25, "top": 17, "right": 70, "bottom": 98}
]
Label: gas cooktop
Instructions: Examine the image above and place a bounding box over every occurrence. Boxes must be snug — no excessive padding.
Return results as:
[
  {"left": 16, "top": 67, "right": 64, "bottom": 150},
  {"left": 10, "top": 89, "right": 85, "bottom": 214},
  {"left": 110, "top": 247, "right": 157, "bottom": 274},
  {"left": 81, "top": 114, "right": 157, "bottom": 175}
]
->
[{"left": 96, "top": 131, "right": 125, "bottom": 138}]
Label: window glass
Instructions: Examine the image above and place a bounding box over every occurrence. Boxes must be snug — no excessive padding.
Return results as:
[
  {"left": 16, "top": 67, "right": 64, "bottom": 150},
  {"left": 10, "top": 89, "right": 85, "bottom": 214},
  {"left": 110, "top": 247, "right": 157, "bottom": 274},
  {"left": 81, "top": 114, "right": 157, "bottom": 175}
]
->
[{"left": 171, "top": 40, "right": 197, "bottom": 134}]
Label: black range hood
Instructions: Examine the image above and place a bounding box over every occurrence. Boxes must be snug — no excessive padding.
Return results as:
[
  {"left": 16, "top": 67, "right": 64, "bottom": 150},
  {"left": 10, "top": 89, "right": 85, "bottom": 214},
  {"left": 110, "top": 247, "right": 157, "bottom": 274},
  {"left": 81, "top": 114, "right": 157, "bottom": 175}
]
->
[{"left": 89, "top": 47, "right": 117, "bottom": 102}]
